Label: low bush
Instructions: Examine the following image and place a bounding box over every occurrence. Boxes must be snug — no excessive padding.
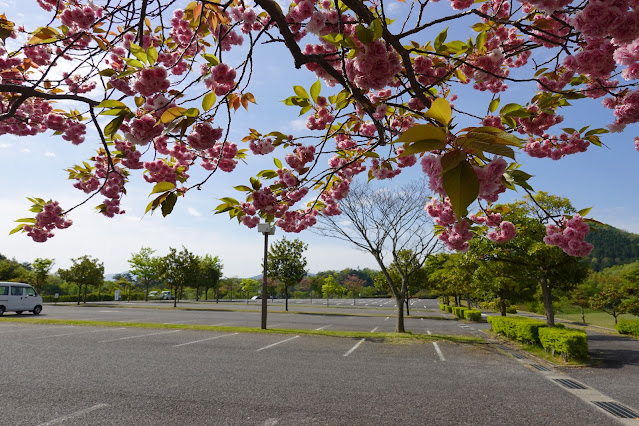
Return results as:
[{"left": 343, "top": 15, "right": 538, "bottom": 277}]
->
[
  {"left": 616, "top": 319, "right": 639, "bottom": 337},
  {"left": 440, "top": 304, "right": 448, "bottom": 312},
  {"left": 487, "top": 316, "right": 547, "bottom": 345},
  {"left": 538, "top": 327, "right": 588, "bottom": 360},
  {"left": 506, "top": 306, "right": 518, "bottom": 314},
  {"left": 452, "top": 306, "right": 468, "bottom": 319},
  {"left": 445, "top": 305, "right": 453, "bottom": 313},
  {"left": 464, "top": 310, "right": 482, "bottom": 321}
]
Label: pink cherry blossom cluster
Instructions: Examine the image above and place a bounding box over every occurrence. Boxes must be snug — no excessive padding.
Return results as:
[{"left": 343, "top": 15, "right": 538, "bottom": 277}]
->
[
  {"left": 544, "top": 215, "right": 594, "bottom": 256},
  {"left": 285, "top": 145, "right": 316, "bottom": 173},
  {"left": 529, "top": 15, "right": 570, "bottom": 48},
  {"left": 370, "top": 159, "right": 401, "bottom": 180},
  {"left": 327, "top": 154, "right": 367, "bottom": 180},
  {"left": 515, "top": 105, "right": 564, "bottom": 136},
  {"left": 121, "top": 115, "right": 164, "bottom": 146},
  {"left": 215, "top": 26, "right": 244, "bottom": 51},
  {"left": 288, "top": 0, "right": 316, "bottom": 23},
  {"left": 606, "top": 89, "right": 639, "bottom": 129},
  {"left": 64, "top": 73, "right": 97, "bottom": 94},
  {"left": 144, "top": 159, "right": 182, "bottom": 185},
  {"left": 425, "top": 198, "right": 474, "bottom": 252},
  {"left": 523, "top": 132, "right": 590, "bottom": 160},
  {"left": 450, "top": 0, "right": 474, "bottom": 11},
  {"left": 522, "top": 0, "right": 572, "bottom": 14},
  {"left": 461, "top": 49, "right": 509, "bottom": 93},
  {"left": 204, "top": 63, "right": 237, "bottom": 96},
  {"left": 537, "top": 68, "right": 574, "bottom": 93},
  {"left": 187, "top": 122, "right": 224, "bottom": 150},
  {"left": 60, "top": 4, "right": 103, "bottom": 31},
  {"left": 24, "top": 201, "right": 72, "bottom": 243},
  {"left": 345, "top": 40, "right": 402, "bottom": 91},
  {"left": 170, "top": 10, "right": 195, "bottom": 48},
  {"left": 249, "top": 137, "right": 275, "bottom": 155},
  {"left": 470, "top": 211, "right": 517, "bottom": 242},
  {"left": 114, "top": 140, "right": 143, "bottom": 170},
  {"left": 395, "top": 147, "right": 417, "bottom": 169},
  {"left": 478, "top": 0, "right": 510, "bottom": 19},
  {"left": 421, "top": 155, "right": 446, "bottom": 196},
  {"left": 473, "top": 157, "right": 507, "bottom": 203},
  {"left": 132, "top": 67, "right": 171, "bottom": 97},
  {"left": 307, "top": 101, "right": 334, "bottom": 130},
  {"left": 100, "top": 172, "right": 126, "bottom": 218},
  {"left": 23, "top": 45, "right": 52, "bottom": 67},
  {"left": 414, "top": 56, "right": 448, "bottom": 87},
  {"left": 563, "top": 38, "right": 616, "bottom": 80},
  {"left": 481, "top": 115, "right": 505, "bottom": 130},
  {"left": 277, "top": 208, "right": 318, "bottom": 232},
  {"left": 635, "top": 136, "right": 639, "bottom": 151},
  {"left": 201, "top": 142, "right": 238, "bottom": 173}
]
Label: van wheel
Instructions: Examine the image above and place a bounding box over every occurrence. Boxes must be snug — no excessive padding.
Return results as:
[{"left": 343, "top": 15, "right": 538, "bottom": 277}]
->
[
  {"left": 0, "top": 306, "right": 4, "bottom": 315},
  {"left": 33, "top": 306, "right": 42, "bottom": 315},
  {"left": 15, "top": 311, "right": 23, "bottom": 315}
]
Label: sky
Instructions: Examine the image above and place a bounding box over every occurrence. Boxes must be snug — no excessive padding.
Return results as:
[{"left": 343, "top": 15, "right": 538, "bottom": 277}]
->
[{"left": 0, "top": 1, "right": 638, "bottom": 278}]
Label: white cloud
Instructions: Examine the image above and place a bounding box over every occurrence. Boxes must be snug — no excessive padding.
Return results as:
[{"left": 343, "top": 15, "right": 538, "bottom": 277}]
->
[
  {"left": 44, "top": 152, "right": 56, "bottom": 157},
  {"left": 21, "top": 148, "right": 31, "bottom": 153},
  {"left": 0, "top": 143, "right": 12, "bottom": 149},
  {"left": 187, "top": 207, "right": 201, "bottom": 217},
  {"left": 288, "top": 118, "right": 307, "bottom": 132}
]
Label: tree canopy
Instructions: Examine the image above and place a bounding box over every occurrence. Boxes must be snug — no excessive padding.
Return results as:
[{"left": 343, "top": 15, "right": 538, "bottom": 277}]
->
[{"left": 3, "top": 0, "right": 626, "bottom": 261}]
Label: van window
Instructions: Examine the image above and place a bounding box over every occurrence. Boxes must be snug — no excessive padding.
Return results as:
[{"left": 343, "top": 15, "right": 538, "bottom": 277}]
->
[
  {"left": 26, "top": 287, "right": 36, "bottom": 297},
  {"left": 10, "top": 287, "right": 23, "bottom": 296},
  {"left": 0, "top": 286, "right": 7, "bottom": 296}
]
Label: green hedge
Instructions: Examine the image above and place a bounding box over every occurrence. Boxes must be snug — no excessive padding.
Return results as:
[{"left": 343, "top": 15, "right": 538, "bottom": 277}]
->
[
  {"left": 487, "top": 316, "right": 548, "bottom": 345},
  {"left": 440, "top": 304, "right": 448, "bottom": 312},
  {"left": 538, "top": 327, "right": 588, "bottom": 360},
  {"left": 43, "top": 292, "right": 146, "bottom": 303},
  {"left": 451, "top": 306, "right": 467, "bottom": 318},
  {"left": 445, "top": 305, "right": 453, "bottom": 313},
  {"left": 617, "top": 319, "right": 639, "bottom": 337},
  {"left": 464, "top": 309, "right": 482, "bottom": 321}
]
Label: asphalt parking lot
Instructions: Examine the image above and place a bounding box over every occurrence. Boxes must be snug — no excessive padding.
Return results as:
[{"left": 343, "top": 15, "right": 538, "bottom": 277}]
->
[{"left": 1, "top": 299, "right": 637, "bottom": 425}]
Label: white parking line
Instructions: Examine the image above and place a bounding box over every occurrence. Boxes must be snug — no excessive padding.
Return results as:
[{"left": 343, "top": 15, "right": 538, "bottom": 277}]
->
[
  {"left": 173, "top": 333, "right": 238, "bottom": 347},
  {"left": 99, "top": 330, "right": 181, "bottom": 343},
  {"left": 163, "top": 320, "right": 197, "bottom": 324},
  {"left": 315, "top": 325, "right": 332, "bottom": 330},
  {"left": 29, "top": 328, "right": 126, "bottom": 339},
  {"left": 344, "top": 339, "right": 365, "bottom": 357},
  {"left": 211, "top": 322, "right": 235, "bottom": 326},
  {"left": 36, "top": 403, "right": 110, "bottom": 426},
  {"left": 427, "top": 330, "right": 445, "bottom": 361},
  {"left": 257, "top": 336, "right": 300, "bottom": 351},
  {"left": 370, "top": 326, "right": 379, "bottom": 332},
  {"left": 0, "top": 325, "right": 75, "bottom": 334},
  {"left": 384, "top": 317, "right": 390, "bottom": 321}
]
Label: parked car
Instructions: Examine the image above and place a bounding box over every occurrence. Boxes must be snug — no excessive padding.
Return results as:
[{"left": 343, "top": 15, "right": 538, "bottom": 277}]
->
[
  {"left": 250, "top": 295, "right": 261, "bottom": 300},
  {"left": 148, "top": 291, "right": 159, "bottom": 299},
  {"left": 161, "top": 290, "right": 174, "bottom": 300},
  {"left": 0, "top": 282, "right": 43, "bottom": 315}
]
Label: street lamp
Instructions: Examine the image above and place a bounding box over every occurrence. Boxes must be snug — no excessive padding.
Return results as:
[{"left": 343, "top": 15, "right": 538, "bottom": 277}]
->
[{"left": 258, "top": 222, "right": 276, "bottom": 329}]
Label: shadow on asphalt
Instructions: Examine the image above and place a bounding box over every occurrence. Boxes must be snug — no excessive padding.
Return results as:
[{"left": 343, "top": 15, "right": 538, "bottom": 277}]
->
[{"left": 587, "top": 333, "right": 639, "bottom": 368}]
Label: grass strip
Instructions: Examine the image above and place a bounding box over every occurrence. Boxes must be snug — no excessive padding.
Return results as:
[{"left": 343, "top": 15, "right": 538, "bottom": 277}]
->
[{"left": 0, "top": 317, "right": 483, "bottom": 344}]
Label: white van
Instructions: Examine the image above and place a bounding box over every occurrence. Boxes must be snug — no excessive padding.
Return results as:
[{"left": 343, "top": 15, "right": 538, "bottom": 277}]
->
[{"left": 0, "top": 282, "right": 43, "bottom": 315}]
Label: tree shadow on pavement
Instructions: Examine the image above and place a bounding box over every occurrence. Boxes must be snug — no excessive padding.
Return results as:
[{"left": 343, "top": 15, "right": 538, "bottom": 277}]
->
[{"left": 586, "top": 333, "right": 639, "bottom": 368}]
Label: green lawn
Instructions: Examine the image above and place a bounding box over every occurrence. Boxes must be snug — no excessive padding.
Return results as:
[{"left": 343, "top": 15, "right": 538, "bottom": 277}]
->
[{"left": 554, "top": 311, "right": 638, "bottom": 329}]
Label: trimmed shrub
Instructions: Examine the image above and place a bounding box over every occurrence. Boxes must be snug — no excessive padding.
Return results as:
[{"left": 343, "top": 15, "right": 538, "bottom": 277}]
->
[
  {"left": 440, "top": 304, "right": 448, "bottom": 312},
  {"left": 506, "top": 306, "right": 518, "bottom": 314},
  {"left": 538, "top": 327, "right": 588, "bottom": 360},
  {"left": 464, "top": 309, "right": 482, "bottom": 321},
  {"left": 445, "top": 305, "right": 454, "bottom": 313},
  {"left": 452, "top": 306, "right": 468, "bottom": 319},
  {"left": 617, "top": 319, "right": 639, "bottom": 337},
  {"left": 487, "top": 316, "right": 547, "bottom": 345}
]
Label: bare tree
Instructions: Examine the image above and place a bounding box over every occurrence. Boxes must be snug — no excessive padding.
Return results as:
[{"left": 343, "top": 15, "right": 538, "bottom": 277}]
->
[{"left": 314, "top": 180, "right": 439, "bottom": 332}]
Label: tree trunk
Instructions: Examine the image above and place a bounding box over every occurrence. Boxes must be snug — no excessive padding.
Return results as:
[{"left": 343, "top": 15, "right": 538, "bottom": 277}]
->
[
  {"left": 405, "top": 297, "right": 410, "bottom": 316},
  {"left": 581, "top": 306, "right": 585, "bottom": 324},
  {"left": 173, "top": 288, "right": 177, "bottom": 308},
  {"left": 77, "top": 284, "right": 81, "bottom": 305},
  {"left": 285, "top": 286, "right": 289, "bottom": 311},
  {"left": 395, "top": 295, "right": 405, "bottom": 333},
  {"left": 500, "top": 298, "right": 507, "bottom": 316},
  {"left": 613, "top": 310, "right": 618, "bottom": 324},
  {"left": 540, "top": 276, "right": 554, "bottom": 327},
  {"left": 205, "top": 287, "right": 209, "bottom": 301},
  {"left": 216, "top": 287, "right": 219, "bottom": 304},
  {"left": 83, "top": 284, "right": 88, "bottom": 304},
  {"left": 466, "top": 294, "right": 471, "bottom": 309}
]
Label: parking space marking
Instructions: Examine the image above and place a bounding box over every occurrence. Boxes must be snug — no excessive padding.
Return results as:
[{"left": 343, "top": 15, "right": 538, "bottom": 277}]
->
[
  {"left": 163, "top": 320, "right": 197, "bottom": 324},
  {"left": 29, "top": 328, "right": 126, "bottom": 339},
  {"left": 427, "top": 330, "right": 446, "bottom": 361},
  {"left": 211, "top": 322, "right": 236, "bottom": 326},
  {"left": 173, "top": 333, "right": 239, "bottom": 347},
  {"left": 256, "top": 336, "right": 300, "bottom": 351},
  {"left": 315, "top": 325, "right": 332, "bottom": 330},
  {"left": 344, "top": 339, "right": 365, "bottom": 357},
  {"left": 99, "top": 330, "right": 181, "bottom": 343},
  {"left": 384, "top": 317, "right": 390, "bottom": 321},
  {"left": 370, "top": 326, "right": 379, "bottom": 332},
  {"left": 0, "top": 325, "right": 74, "bottom": 335},
  {"left": 36, "top": 403, "right": 110, "bottom": 426}
]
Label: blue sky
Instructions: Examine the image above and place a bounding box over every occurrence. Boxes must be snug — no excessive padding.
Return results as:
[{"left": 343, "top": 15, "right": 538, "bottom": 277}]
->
[{"left": 0, "top": 0, "right": 637, "bottom": 277}]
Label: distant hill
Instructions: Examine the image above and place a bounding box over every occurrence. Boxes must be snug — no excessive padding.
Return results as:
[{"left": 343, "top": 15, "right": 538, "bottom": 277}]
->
[{"left": 585, "top": 224, "right": 639, "bottom": 271}]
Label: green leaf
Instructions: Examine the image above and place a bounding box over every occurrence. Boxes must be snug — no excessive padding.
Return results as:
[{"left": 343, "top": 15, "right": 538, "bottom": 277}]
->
[
  {"left": 9, "top": 223, "right": 27, "bottom": 235},
  {"left": 14, "top": 218, "right": 36, "bottom": 223},
  {"left": 147, "top": 46, "right": 158, "bottom": 65},
  {"left": 219, "top": 197, "right": 239, "bottom": 205},
  {"left": 234, "top": 185, "right": 253, "bottom": 192},
  {"left": 400, "top": 140, "right": 447, "bottom": 156},
  {"left": 577, "top": 207, "right": 592, "bottom": 217},
  {"left": 466, "top": 128, "right": 522, "bottom": 147},
  {"left": 104, "top": 115, "right": 125, "bottom": 137},
  {"left": 293, "top": 85, "right": 309, "bottom": 100},
  {"left": 466, "top": 140, "right": 516, "bottom": 159},
  {"left": 442, "top": 160, "right": 479, "bottom": 219},
  {"left": 129, "top": 42, "right": 148, "bottom": 65},
  {"left": 434, "top": 28, "right": 448, "bottom": 52},
  {"left": 489, "top": 98, "right": 500, "bottom": 113},
  {"left": 160, "top": 107, "right": 187, "bottom": 123},
  {"left": 274, "top": 158, "right": 282, "bottom": 169},
  {"left": 310, "top": 80, "right": 321, "bottom": 103},
  {"left": 97, "top": 100, "right": 127, "bottom": 109},
  {"left": 161, "top": 193, "right": 177, "bottom": 217},
  {"left": 355, "top": 24, "right": 374, "bottom": 44},
  {"left": 99, "top": 69, "right": 118, "bottom": 77},
  {"left": 425, "top": 98, "right": 452, "bottom": 126},
  {"left": 124, "top": 58, "right": 144, "bottom": 69},
  {"left": 395, "top": 124, "right": 447, "bottom": 144},
  {"left": 440, "top": 150, "right": 466, "bottom": 173},
  {"left": 202, "top": 53, "right": 219, "bottom": 66},
  {"left": 184, "top": 107, "right": 200, "bottom": 117},
  {"left": 202, "top": 92, "right": 216, "bottom": 111},
  {"left": 150, "top": 182, "right": 175, "bottom": 195}
]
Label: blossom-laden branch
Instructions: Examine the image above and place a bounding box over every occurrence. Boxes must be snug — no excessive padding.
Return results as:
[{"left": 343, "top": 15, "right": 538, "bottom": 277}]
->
[{"left": 1, "top": 0, "right": 636, "bottom": 257}]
